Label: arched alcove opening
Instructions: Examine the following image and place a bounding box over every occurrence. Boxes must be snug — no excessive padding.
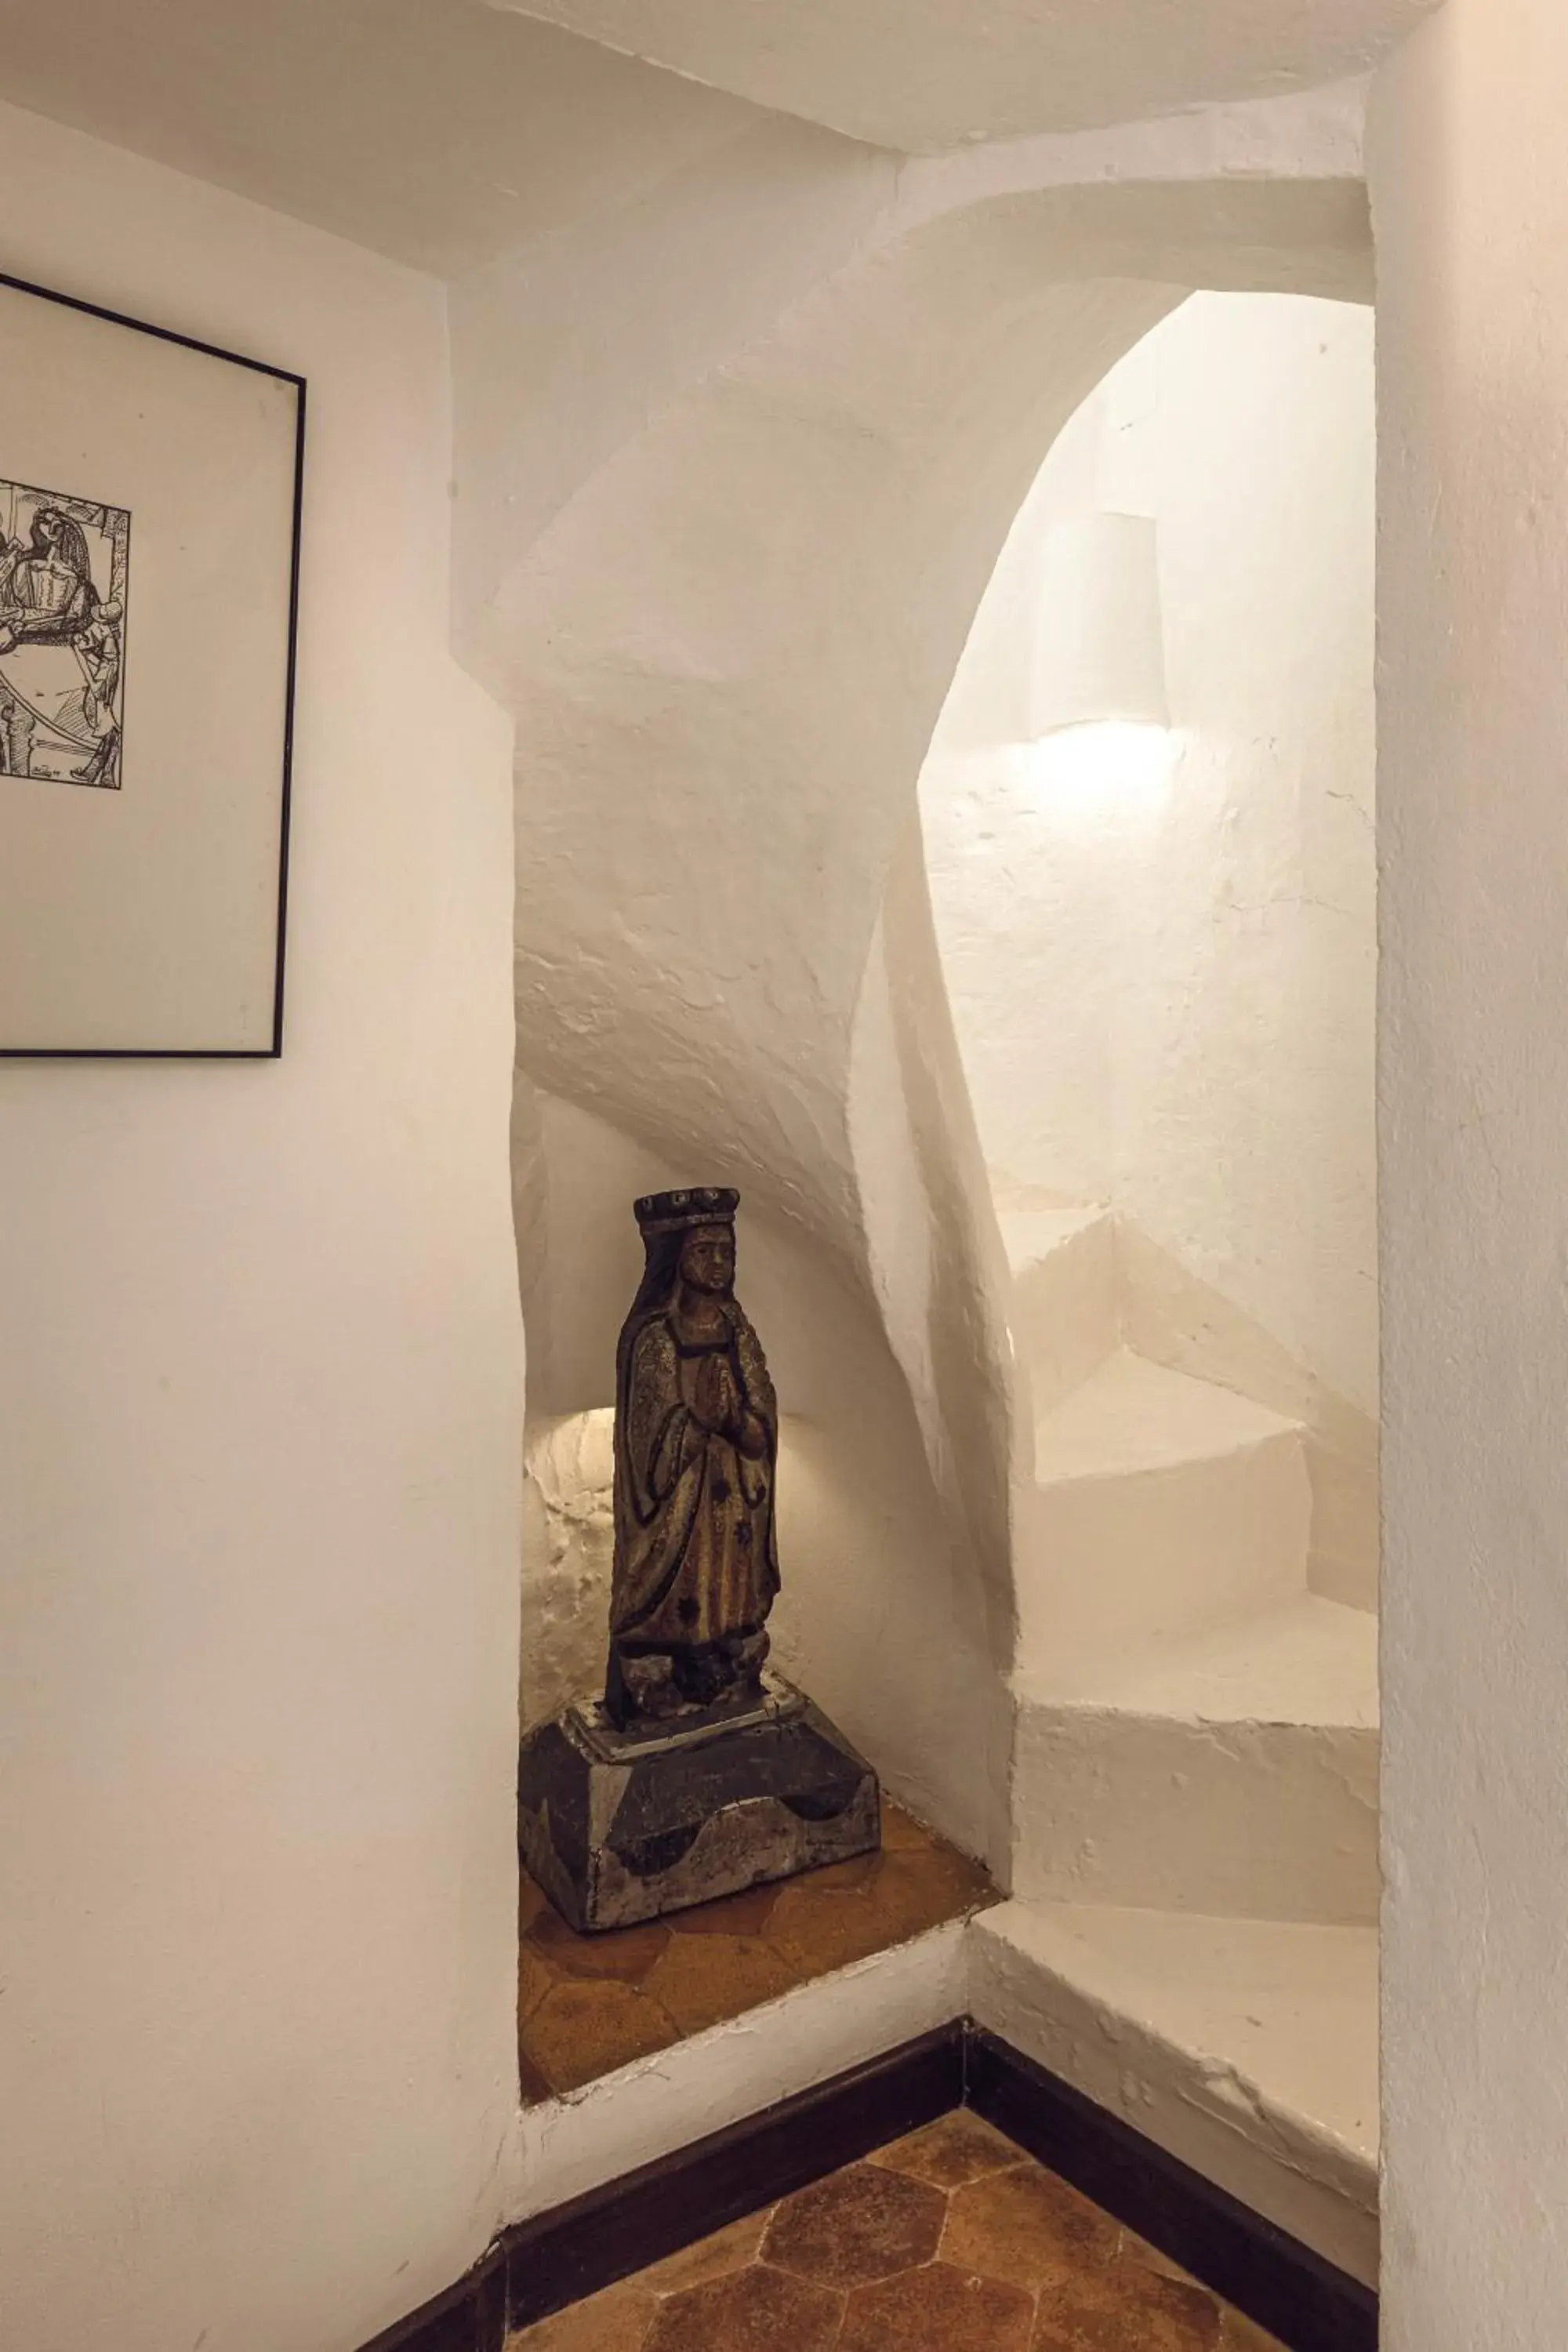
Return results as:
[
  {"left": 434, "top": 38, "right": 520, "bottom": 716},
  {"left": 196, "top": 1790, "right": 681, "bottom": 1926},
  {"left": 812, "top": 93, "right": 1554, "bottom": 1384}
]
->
[
  {"left": 474, "top": 140, "right": 1376, "bottom": 1865},
  {"left": 469, "top": 123, "right": 1378, "bottom": 2261}
]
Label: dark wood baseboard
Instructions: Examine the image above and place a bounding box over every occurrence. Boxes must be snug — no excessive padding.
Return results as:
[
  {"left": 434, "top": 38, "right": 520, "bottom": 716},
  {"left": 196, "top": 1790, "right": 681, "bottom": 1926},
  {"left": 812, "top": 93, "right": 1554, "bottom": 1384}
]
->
[
  {"left": 506, "top": 2018, "right": 964, "bottom": 2329},
  {"left": 360, "top": 2023, "right": 964, "bottom": 2352},
  {"left": 358, "top": 2251, "right": 507, "bottom": 2352},
  {"left": 967, "top": 2027, "right": 1378, "bottom": 2352},
  {"left": 360, "top": 2019, "right": 1378, "bottom": 2352}
]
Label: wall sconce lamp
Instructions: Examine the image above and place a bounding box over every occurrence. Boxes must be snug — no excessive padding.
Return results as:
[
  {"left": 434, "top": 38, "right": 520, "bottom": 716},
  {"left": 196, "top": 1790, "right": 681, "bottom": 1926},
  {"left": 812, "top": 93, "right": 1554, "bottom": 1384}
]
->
[
  {"left": 1031, "top": 511, "right": 1170, "bottom": 736},
  {"left": 1025, "top": 511, "right": 1175, "bottom": 808}
]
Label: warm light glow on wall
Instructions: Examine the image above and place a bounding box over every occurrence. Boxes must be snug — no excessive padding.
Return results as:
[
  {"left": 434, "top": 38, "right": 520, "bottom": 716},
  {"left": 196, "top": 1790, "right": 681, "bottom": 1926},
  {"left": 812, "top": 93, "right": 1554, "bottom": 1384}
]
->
[
  {"left": 1019, "top": 508, "right": 1176, "bottom": 818},
  {"left": 1013, "top": 719, "right": 1178, "bottom": 816}
]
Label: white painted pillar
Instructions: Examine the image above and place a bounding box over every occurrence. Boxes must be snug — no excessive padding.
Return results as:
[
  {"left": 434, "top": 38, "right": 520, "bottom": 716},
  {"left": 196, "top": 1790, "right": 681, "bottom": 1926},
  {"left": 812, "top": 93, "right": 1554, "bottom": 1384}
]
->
[{"left": 1371, "top": 4, "right": 1568, "bottom": 2341}]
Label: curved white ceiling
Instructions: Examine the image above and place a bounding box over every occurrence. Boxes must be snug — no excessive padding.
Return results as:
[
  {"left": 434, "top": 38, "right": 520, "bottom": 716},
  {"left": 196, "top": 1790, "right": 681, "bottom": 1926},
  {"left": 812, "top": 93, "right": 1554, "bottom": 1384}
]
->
[
  {"left": 0, "top": 0, "right": 760, "bottom": 275},
  {"left": 490, "top": 0, "right": 1436, "bottom": 150},
  {"left": 0, "top": 0, "right": 1417, "bottom": 277}
]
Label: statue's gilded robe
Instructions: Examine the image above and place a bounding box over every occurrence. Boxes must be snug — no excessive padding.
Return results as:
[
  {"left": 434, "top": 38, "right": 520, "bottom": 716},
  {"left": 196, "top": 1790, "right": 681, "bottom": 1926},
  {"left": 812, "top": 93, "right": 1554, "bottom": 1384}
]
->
[{"left": 611, "top": 1302, "right": 779, "bottom": 1646}]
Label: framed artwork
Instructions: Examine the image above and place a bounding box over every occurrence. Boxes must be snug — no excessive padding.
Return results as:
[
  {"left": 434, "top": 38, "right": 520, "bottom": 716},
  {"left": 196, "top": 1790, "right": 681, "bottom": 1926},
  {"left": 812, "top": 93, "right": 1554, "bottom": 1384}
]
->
[{"left": 0, "top": 270, "right": 304, "bottom": 1057}]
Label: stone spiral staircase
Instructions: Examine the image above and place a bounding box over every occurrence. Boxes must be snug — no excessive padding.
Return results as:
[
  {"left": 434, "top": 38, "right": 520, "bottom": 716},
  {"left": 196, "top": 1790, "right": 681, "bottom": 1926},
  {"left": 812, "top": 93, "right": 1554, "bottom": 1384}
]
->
[{"left": 970, "top": 1201, "right": 1379, "bottom": 2285}]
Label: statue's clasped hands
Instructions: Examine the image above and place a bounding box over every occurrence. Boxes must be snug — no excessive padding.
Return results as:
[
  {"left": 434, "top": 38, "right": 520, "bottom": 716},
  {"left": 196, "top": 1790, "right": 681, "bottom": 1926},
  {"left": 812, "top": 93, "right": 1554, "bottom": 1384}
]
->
[
  {"left": 694, "top": 1352, "right": 742, "bottom": 1436},
  {"left": 692, "top": 1355, "right": 765, "bottom": 1459}
]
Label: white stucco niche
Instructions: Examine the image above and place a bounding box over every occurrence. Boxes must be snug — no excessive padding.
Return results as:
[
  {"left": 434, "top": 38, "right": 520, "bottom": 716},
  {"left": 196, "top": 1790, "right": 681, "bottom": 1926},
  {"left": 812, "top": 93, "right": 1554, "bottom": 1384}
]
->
[{"left": 480, "top": 104, "right": 1378, "bottom": 1899}]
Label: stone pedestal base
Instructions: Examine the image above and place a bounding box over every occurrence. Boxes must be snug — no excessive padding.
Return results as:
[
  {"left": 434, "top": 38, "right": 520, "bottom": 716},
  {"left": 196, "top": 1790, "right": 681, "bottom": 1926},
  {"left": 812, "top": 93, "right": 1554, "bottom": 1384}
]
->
[{"left": 517, "top": 1672, "right": 880, "bottom": 1933}]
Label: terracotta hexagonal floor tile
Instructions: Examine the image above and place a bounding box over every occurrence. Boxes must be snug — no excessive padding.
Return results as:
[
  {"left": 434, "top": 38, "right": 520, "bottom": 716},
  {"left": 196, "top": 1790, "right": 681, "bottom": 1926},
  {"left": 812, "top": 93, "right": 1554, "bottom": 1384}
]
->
[
  {"left": 517, "top": 1944, "right": 555, "bottom": 2027},
  {"left": 522, "top": 1978, "right": 675, "bottom": 2094},
  {"left": 643, "top": 2261, "right": 842, "bottom": 2352},
  {"left": 666, "top": 1881, "right": 782, "bottom": 1938},
  {"left": 869, "top": 1842, "right": 995, "bottom": 1933},
  {"left": 770, "top": 1842, "right": 990, "bottom": 1974},
  {"left": 838, "top": 2259, "right": 1036, "bottom": 2352},
  {"left": 505, "top": 2275, "right": 655, "bottom": 2351},
  {"left": 525, "top": 1906, "right": 670, "bottom": 1984},
  {"left": 1033, "top": 2260, "right": 1223, "bottom": 2350},
  {"left": 880, "top": 1802, "right": 938, "bottom": 1853},
  {"left": 763, "top": 2160, "right": 946, "bottom": 2288},
  {"left": 942, "top": 2160, "right": 1120, "bottom": 2292},
  {"left": 764, "top": 1879, "right": 906, "bottom": 1976},
  {"left": 796, "top": 1846, "right": 887, "bottom": 1895},
  {"left": 639, "top": 2209, "right": 770, "bottom": 2296},
  {"left": 870, "top": 2108, "right": 1026, "bottom": 2190},
  {"left": 642, "top": 1930, "right": 797, "bottom": 2035}
]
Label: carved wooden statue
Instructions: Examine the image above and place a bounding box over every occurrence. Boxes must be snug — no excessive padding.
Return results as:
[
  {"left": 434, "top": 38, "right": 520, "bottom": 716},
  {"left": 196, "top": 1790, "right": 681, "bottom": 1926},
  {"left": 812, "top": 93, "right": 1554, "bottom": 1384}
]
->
[
  {"left": 517, "top": 1185, "right": 878, "bottom": 1927},
  {"left": 606, "top": 1188, "right": 781, "bottom": 1727}
]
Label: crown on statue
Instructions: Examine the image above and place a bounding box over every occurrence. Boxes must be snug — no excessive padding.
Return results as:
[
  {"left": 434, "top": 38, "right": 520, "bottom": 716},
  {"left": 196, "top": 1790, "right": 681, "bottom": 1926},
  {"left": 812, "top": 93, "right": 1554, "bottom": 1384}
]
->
[{"left": 634, "top": 1186, "right": 741, "bottom": 1236}]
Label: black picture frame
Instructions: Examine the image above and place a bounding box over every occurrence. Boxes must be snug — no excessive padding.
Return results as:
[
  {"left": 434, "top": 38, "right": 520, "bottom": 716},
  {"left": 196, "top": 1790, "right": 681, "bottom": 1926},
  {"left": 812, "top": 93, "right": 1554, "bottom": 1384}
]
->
[{"left": 0, "top": 267, "right": 305, "bottom": 1060}]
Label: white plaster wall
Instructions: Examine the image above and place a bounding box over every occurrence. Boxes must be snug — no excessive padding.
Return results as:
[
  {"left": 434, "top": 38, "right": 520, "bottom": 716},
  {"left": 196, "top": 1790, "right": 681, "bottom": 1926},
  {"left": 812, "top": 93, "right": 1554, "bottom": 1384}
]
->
[
  {"left": 923, "top": 291, "right": 1377, "bottom": 1412},
  {"left": 0, "top": 103, "right": 524, "bottom": 2352},
  {"left": 1371, "top": 5, "right": 1568, "bottom": 2343}
]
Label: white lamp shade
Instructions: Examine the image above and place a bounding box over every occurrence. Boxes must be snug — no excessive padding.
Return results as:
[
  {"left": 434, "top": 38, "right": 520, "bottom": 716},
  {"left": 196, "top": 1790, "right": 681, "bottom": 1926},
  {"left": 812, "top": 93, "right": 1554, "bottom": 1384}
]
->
[{"left": 1030, "top": 512, "right": 1170, "bottom": 737}]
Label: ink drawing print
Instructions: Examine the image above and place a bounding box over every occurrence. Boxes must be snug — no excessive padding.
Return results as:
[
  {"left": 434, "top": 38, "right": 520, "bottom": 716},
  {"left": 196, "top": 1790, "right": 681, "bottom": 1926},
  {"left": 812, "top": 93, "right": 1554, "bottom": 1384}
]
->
[
  {"left": 0, "top": 480, "right": 129, "bottom": 790},
  {"left": 0, "top": 272, "right": 303, "bottom": 1056}
]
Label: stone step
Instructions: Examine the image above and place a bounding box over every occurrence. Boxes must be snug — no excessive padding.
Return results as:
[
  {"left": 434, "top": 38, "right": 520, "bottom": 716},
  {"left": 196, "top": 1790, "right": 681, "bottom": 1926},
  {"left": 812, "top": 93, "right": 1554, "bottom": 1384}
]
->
[
  {"left": 1017, "top": 1350, "right": 1311, "bottom": 1674},
  {"left": 1032, "top": 1348, "right": 1303, "bottom": 1482},
  {"left": 968, "top": 1898, "right": 1379, "bottom": 2287},
  {"left": 1011, "top": 1594, "right": 1378, "bottom": 1922},
  {"left": 999, "top": 1201, "right": 1119, "bottom": 1419}
]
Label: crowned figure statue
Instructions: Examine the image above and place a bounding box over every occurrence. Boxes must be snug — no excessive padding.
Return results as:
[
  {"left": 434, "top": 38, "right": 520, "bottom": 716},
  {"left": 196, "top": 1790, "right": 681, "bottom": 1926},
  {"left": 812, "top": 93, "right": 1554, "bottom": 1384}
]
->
[
  {"left": 517, "top": 1185, "right": 878, "bottom": 1931},
  {"left": 606, "top": 1188, "right": 781, "bottom": 1728}
]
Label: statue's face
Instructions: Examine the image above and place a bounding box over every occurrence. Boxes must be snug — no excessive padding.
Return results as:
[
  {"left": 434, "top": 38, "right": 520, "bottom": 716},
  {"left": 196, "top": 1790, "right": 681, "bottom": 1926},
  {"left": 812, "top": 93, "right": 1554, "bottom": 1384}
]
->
[{"left": 680, "top": 1224, "right": 735, "bottom": 1296}]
